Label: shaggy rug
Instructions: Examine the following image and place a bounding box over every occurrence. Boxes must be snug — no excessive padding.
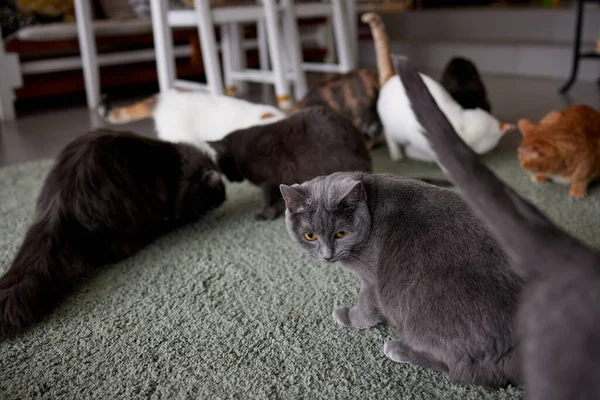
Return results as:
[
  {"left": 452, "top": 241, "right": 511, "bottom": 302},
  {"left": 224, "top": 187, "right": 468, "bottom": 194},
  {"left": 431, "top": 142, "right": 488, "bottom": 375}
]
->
[{"left": 1, "top": 135, "right": 598, "bottom": 399}]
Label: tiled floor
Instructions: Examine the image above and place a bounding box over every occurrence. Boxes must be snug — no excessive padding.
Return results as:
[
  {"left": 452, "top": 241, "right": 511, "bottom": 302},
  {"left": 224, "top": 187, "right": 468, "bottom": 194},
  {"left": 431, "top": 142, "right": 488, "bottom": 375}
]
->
[{"left": 1, "top": 73, "right": 599, "bottom": 167}]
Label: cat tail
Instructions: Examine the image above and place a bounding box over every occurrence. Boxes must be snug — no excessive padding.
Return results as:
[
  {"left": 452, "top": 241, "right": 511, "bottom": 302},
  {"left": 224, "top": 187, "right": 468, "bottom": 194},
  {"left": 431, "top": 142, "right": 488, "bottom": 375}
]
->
[
  {"left": 361, "top": 13, "right": 394, "bottom": 87},
  {"left": 97, "top": 93, "right": 159, "bottom": 124},
  {"left": 391, "top": 55, "right": 579, "bottom": 268},
  {"left": 0, "top": 218, "right": 83, "bottom": 340},
  {"left": 418, "top": 178, "right": 453, "bottom": 188}
]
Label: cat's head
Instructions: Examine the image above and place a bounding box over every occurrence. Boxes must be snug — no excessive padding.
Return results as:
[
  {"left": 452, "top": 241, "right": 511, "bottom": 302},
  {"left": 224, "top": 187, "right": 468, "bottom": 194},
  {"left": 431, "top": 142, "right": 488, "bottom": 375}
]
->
[
  {"left": 517, "top": 119, "right": 565, "bottom": 175},
  {"left": 461, "top": 109, "right": 513, "bottom": 153},
  {"left": 280, "top": 174, "right": 371, "bottom": 263},
  {"left": 176, "top": 145, "right": 227, "bottom": 220},
  {"left": 208, "top": 137, "right": 245, "bottom": 183}
]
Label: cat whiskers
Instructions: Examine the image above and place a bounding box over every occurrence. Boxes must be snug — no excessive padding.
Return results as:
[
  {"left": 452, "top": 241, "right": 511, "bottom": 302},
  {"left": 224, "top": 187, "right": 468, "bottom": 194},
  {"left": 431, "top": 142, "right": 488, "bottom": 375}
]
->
[{"left": 343, "top": 252, "right": 371, "bottom": 266}]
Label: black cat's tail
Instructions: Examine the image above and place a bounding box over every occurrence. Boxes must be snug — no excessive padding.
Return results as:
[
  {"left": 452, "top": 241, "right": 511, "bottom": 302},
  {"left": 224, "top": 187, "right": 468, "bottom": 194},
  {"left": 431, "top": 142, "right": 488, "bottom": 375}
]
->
[
  {"left": 0, "top": 218, "right": 83, "bottom": 340},
  {"left": 391, "top": 55, "right": 585, "bottom": 270}
]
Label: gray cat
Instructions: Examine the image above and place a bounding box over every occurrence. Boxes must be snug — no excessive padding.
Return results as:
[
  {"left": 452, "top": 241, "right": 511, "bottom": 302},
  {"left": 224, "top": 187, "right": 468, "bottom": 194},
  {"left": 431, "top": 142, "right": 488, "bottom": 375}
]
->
[
  {"left": 392, "top": 55, "right": 600, "bottom": 399},
  {"left": 280, "top": 172, "right": 522, "bottom": 388}
]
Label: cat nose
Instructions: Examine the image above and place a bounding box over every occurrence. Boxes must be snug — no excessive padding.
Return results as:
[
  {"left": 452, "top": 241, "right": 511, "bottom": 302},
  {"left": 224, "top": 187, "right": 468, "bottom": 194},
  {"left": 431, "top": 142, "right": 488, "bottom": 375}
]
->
[{"left": 323, "top": 255, "right": 333, "bottom": 261}]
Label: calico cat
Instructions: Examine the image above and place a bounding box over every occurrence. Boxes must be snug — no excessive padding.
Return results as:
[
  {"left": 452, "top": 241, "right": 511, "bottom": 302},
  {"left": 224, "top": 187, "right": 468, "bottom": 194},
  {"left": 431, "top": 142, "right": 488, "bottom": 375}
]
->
[
  {"left": 393, "top": 55, "right": 600, "bottom": 400},
  {"left": 518, "top": 105, "right": 600, "bottom": 198},
  {"left": 441, "top": 56, "right": 491, "bottom": 112},
  {"left": 98, "top": 89, "right": 285, "bottom": 146},
  {"left": 362, "top": 12, "right": 512, "bottom": 162},
  {"left": 280, "top": 171, "right": 522, "bottom": 388},
  {"left": 292, "top": 68, "right": 382, "bottom": 149},
  {"left": 208, "top": 106, "right": 372, "bottom": 221},
  {"left": 0, "top": 130, "right": 226, "bottom": 340}
]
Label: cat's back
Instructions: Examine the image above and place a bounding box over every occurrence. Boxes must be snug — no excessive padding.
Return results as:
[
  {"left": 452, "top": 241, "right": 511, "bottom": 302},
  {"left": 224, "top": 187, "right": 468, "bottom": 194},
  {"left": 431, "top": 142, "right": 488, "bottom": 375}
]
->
[
  {"left": 155, "top": 90, "right": 284, "bottom": 143},
  {"left": 236, "top": 108, "right": 371, "bottom": 183},
  {"left": 537, "top": 105, "right": 600, "bottom": 152},
  {"left": 57, "top": 130, "right": 179, "bottom": 175},
  {"left": 364, "top": 173, "right": 469, "bottom": 221},
  {"left": 247, "top": 106, "right": 366, "bottom": 149},
  {"left": 566, "top": 105, "right": 600, "bottom": 139},
  {"left": 299, "top": 68, "right": 378, "bottom": 106},
  {"left": 40, "top": 130, "right": 181, "bottom": 219},
  {"left": 359, "top": 173, "right": 519, "bottom": 318},
  {"left": 363, "top": 173, "right": 506, "bottom": 259},
  {"left": 378, "top": 74, "right": 462, "bottom": 136}
]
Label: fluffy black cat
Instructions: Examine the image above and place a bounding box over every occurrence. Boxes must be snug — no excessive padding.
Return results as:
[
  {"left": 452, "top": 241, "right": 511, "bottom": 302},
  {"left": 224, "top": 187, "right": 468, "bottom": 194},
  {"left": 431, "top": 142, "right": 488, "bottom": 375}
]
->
[
  {"left": 394, "top": 55, "right": 600, "bottom": 399},
  {"left": 0, "top": 130, "right": 226, "bottom": 340},
  {"left": 208, "top": 107, "right": 373, "bottom": 221},
  {"left": 441, "top": 57, "right": 491, "bottom": 112}
]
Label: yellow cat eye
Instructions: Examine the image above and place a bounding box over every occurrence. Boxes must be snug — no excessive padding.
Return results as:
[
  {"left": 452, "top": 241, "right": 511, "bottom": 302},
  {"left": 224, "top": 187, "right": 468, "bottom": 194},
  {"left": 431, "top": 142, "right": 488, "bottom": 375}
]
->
[
  {"left": 335, "top": 231, "right": 348, "bottom": 238},
  {"left": 304, "top": 232, "right": 318, "bottom": 241}
]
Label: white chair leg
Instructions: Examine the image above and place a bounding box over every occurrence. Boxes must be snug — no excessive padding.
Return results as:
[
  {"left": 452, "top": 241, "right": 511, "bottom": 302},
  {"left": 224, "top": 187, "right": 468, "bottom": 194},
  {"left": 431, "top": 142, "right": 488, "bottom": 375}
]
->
[
  {"left": 346, "top": 0, "right": 357, "bottom": 67},
  {"left": 194, "top": 0, "right": 224, "bottom": 95},
  {"left": 221, "top": 23, "right": 236, "bottom": 96},
  {"left": 256, "top": 20, "right": 271, "bottom": 102},
  {"left": 150, "top": 0, "right": 176, "bottom": 92},
  {"left": 261, "top": 0, "right": 291, "bottom": 110},
  {"left": 0, "top": 81, "right": 15, "bottom": 121},
  {"left": 280, "top": 0, "right": 307, "bottom": 100},
  {"left": 0, "top": 31, "right": 19, "bottom": 120},
  {"left": 229, "top": 22, "right": 248, "bottom": 95},
  {"left": 257, "top": 20, "right": 270, "bottom": 71},
  {"left": 330, "top": 0, "right": 353, "bottom": 73},
  {"left": 321, "top": 21, "right": 336, "bottom": 64},
  {"left": 75, "top": 0, "right": 100, "bottom": 109}
]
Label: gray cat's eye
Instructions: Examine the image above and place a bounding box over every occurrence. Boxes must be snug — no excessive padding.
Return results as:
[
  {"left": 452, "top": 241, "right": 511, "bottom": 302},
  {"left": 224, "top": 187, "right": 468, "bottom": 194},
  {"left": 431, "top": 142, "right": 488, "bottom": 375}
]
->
[
  {"left": 303, "top": 232, "right": 318, "bottom": 241},
  {"left": 335, "top": 231, "right": 348, "bottom": 238}
]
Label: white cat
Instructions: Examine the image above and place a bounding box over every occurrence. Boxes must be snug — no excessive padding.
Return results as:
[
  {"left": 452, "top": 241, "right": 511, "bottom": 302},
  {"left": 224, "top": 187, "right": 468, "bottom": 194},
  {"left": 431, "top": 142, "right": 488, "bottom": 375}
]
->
[
  {"left": 362, "top": 13, "right": 512, "bottom": 162},
  {"left": 98, "top": 89, "right": 286, "bottom": 150}
]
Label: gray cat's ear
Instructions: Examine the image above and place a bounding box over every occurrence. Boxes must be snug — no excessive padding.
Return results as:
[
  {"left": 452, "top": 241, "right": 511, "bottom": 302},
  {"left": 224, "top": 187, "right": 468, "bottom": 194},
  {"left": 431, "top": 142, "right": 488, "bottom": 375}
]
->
[
  {"left": 202, "top": 170, "right": 222, "bottom": 187},
  {"left": 338, "top": 181, "right": 365, "bottom": 209},
  {"left": 280, "top": 184, "right": 307, "bottom": 213}
]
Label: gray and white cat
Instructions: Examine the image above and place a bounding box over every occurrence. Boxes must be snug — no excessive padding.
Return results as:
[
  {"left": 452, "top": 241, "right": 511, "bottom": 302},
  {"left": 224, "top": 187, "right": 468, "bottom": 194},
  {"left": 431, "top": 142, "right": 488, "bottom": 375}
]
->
[
  {"left": 393, "top": 55, "right": 600, "bottom": 399},
  {"left": 280, "top": 172, "right": 522, "bottom": 388}
]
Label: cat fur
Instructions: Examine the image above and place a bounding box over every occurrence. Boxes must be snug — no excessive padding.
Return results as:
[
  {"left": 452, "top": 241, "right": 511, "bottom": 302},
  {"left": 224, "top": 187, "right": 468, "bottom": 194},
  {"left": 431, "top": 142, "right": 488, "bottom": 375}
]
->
[
  {"left": 362, "top": 12, "right": 511, "bottom": 163},
  {"left": 393, "top": 54, "right": 600, "bottom": 400},
  {"left": 441, "top": 56, "right": 491, "bottom": 112},
  {"left": 209, "top": 107, "right": 373, "bottom": 221},
  {"left": 98, "top": 89, "right": 286, "bottom": 146},
  {"left": 281, "top": 171, "right": 522, "bottom": 388},
  {"left": 292, "top": 68, "right": 382, "bottom": 149},
  {"left": 0, "top": 130, "right": 225, "bottom": 340},
  {"left": 518, "top": 105, "right": 600, "bottom": 198}
]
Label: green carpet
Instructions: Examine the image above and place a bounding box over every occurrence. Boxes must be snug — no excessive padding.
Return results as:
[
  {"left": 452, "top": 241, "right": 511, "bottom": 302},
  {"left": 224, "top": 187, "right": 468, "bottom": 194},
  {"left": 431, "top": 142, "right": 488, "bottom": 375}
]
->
[{"left": 1, "top": 136, "right": 599, "bottom": 399}]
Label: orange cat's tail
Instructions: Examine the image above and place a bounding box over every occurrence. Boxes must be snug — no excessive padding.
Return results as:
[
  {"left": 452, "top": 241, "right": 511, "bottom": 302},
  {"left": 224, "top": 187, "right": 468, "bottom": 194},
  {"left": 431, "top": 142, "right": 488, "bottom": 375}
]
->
[
  {"left": 361, "top": 12, "right": 394, "bottom": 87},
  {"left": 98, "top": 94, "right": 159, "bottom": 124}
]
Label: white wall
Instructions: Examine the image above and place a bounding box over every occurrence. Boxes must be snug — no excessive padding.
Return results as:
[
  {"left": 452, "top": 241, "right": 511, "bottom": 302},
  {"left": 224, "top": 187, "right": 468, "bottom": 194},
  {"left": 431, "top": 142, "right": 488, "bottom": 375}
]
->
[{"left": 358, "top": 7, "right": 600, "bottom": 80}]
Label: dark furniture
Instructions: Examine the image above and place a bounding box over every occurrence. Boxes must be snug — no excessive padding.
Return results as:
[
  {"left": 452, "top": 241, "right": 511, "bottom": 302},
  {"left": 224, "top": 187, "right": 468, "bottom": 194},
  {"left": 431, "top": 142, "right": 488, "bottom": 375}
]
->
[{"left": 560, "top": 0, "right": 600, "bottom": 93}]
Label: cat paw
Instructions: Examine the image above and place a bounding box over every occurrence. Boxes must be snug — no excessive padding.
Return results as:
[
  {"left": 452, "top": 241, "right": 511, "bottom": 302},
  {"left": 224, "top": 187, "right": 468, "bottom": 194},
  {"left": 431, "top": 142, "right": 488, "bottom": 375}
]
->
[
  {"left": 569, "top": 182, "right": 588, "bottom": 199},
  {"left": 569, "top": 189, "right": 587, "bottom": 199},
  {"left": 332, "top": 307, "right": 352, "bottom": 327},
  {"left": 531, "top": 174, "right": 548, "bottom": 183},
  {"left": 389, "top": 151, "right": 404, "bottom": 162},
  {"left": 333, "top": 307, "right": 380, "bottom": 329},
  {"left": 383, "top": 340, "right": 412, "bottom": 364}
]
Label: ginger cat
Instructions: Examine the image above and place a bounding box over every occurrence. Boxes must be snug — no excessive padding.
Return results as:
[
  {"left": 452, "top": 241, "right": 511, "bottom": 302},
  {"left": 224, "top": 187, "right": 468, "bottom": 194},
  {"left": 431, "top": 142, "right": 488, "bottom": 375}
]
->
[{"left": 518, "top": 105, "right": 600, "bottom": 198}]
